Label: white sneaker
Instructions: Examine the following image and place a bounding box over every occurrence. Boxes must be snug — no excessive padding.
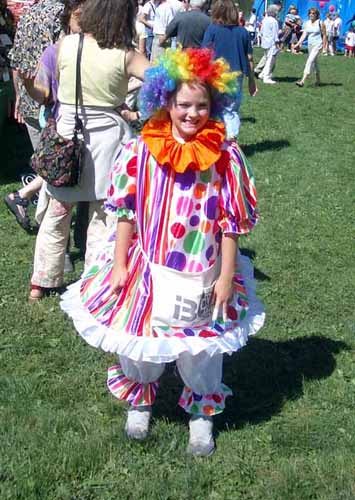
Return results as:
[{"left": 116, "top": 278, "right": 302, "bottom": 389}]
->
[
  {"left": 263, "top": 78, "right": 277, "bottom": 84},
  {"left": 125, "top": 406, "right": 151, "bottom": 440},
  {"left": 187, "top": 415, "right": 215, "bottom": 457},
  {"left": 64, "top": 253, "right": 74, "bottom": 274}
]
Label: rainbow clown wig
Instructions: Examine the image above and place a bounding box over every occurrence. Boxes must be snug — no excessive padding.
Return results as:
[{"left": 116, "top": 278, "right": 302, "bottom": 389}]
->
[{"left": 138, "top": 47, "right": 240, "bottom": 120}]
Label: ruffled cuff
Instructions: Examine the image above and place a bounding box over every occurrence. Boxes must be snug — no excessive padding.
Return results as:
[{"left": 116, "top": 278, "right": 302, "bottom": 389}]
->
[
  {"left": 178, "top": 384, "right": 232, "bottom": 416},
  {"left": 104, "top": 202, "right": 135, "bottom": 221},
  {"left": 218, "top": 213, "right": 259, "bottom": 235},
  {"left": 107, "top": 365, "right": 158, "bottom": 406}
]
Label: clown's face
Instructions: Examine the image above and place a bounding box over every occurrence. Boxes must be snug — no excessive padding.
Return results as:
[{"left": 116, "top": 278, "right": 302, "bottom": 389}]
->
[{"left": 168, "top": 82, "right": 211, "bottom": 142}]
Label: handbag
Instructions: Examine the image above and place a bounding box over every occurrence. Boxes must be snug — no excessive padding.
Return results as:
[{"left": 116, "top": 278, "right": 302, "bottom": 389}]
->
[{"left": 30, "top": 33, "right": 85, "bottom": 187}]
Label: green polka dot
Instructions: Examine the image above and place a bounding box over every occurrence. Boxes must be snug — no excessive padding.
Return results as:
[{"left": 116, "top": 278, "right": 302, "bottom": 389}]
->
[
  {"left": 86, "top": 265, "right": 99, "bottom": 277},
  {"left": 117, "top": 174, "right": 128, "bottom": 189},
  {"left": 191, "top": 404, "right": 200, "bottom": 414},
  {"left": 240, "top": 309, "right": 247, "bottom": 320},
  {"left": 200, "top": 169, "right": 211, "bottom": 183},
  {"left": 183, "top": 231, "right": 205, "bottom": 255}
]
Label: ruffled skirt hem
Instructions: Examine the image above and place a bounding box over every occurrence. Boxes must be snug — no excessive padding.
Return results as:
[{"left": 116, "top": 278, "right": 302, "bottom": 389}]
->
[{"left": 60, "top": 254, "right": 265, "bottom": 363}]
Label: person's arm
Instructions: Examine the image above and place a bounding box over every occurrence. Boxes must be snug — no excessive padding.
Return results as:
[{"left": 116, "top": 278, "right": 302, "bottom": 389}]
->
[
  {"left": 213, "top": 234, "right": 238, "bottom": 321},
  {"left": 11, "top": 69, "right": 25, "bottom": 124},
  {"left": 293, "top": 27, "right": 308, "bottom": 49},
  {"left": 125, "top": 50, "right": 151, "bottom": 81},
  {"left": 247, "top": 53, "right": 258, "bottom": 96},
  {"left": 139, "top": 9, "right": 153, "bottom": 30},
  {"left": 273, "top": 18, "right": 280, "bottom": 46},
  {"left": 201, "top": 26, "right": 214, "bottom": 48},
  {"left": 19, "top": 73, "right": 47, "bottom": 104},
  {"left": 110, "top": 219, "right": 135, "bottom": 294},
  {"left": 161, "top": 15, "right": 179, "bottom": 45}
]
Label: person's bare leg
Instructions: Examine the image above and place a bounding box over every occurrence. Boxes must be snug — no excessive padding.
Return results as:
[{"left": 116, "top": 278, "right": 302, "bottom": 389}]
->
[{"left": 18, "top": 176, "right": 43, "bottom": 200}]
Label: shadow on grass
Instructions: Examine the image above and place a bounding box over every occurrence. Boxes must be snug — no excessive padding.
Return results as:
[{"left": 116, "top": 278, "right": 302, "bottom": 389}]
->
[
  {"left": 242, "top": 139, "right": 290, "bottom": 157},
  {"left": 0, "top": 119, "right": 33, "bottom": 186},
  {"left": 275, "top": 76, "right": 299, "bottom": 83},
  {"left": 241, "top": 116, "right": 256, "bottom": 124},
  {"left": 240, "top": 248, "right": 271, "bottom": 282},
  {"left": 154, "top": 336, "right": 349, "bottom": 430},
  {"left": 317, "top": 82, "right": 343, "bottom": 87}
]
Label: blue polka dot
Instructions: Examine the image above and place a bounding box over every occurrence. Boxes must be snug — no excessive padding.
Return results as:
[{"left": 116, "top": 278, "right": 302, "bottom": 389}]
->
[
  {"left": 190, "top": 215, "right": 200, "bottom": 227},
  {"left": 205, "top": 245, "right": 214, "bottom": 260},
  {"left": 166, "top": 251, "right": 186, "bottom": 271},
  {"left": 204, "top": 196, "right": 218, "bottom": 220},
  {"left": 175, "top": 170, "right": 196, "bottom": 191},
  {"left": 183, "top": 328, "right": 195, "bottom": 337}
]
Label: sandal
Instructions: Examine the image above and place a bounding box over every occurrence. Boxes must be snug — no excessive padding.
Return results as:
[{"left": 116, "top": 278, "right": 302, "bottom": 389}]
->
[
  {"left": 295, "top": 81, "right": 304, "bottom": 87},
  {"left": 4, "top": 192, "right": 31, "bottom": 232},
  {"left": 29, "top": 284, "right": 45, "bottom": 303}
]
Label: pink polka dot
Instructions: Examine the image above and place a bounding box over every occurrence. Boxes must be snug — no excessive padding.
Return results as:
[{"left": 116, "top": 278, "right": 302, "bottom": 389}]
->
[
  {"left": 227, "top": 306, "right": 238, "bottom": 320},
  {"left": 170, "top": 222, "right": 186, "bottom": 239},
  {"left": 177, "top": 196, "right": 194, "bottom": 216},
  {"left": 187, "top": 261, "right": 204, "bottom": 272},
  {"left": 195, "top": 203, "right": 201, "bottom": 210},
  {"left": 212, "top": 394, "right": 223, "bottom": 403},
  {"left": 126, "top": 157, "right": 137, "bottom": 177},
  {"left": 199, "top": 330, "right": 218, "bottom": 338}
]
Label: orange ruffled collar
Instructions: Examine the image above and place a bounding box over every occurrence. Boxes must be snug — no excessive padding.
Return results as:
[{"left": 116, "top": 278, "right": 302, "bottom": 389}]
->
[{"left": 141, "top": 117, "right": 226, "bottom": 173}]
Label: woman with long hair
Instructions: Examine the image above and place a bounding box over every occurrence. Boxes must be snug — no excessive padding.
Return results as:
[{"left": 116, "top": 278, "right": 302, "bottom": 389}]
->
[
  {"left": 27, "top": 0, "right": 150, "bottom": 301},
  {"left": 202, "top": 0, "right": 257, "bottom": 139}
]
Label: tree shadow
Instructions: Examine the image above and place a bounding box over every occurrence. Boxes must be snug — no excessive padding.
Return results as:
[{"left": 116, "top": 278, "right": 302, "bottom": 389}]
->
[
  {"left": 242, "top": 139, "right": 290, "bottom": 157},
  {"left": 154, "top": 336, "right": 349, "bottom": 430}
]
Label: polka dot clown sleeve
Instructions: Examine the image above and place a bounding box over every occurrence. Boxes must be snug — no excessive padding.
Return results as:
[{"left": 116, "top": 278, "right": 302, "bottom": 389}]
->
[
  {"left": 218, "top": 143, "right": 259, "bottom": 235},
  {"left": 105, "top": 139, "right": 138, "bottom": 221}
]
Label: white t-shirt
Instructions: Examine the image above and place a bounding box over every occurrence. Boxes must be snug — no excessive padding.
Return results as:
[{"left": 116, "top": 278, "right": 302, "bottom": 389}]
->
[
  {"left": 168, "top": 0, "right": 184, "bottom": 16},
  {"left": 324, "top": 18, "right": 333, "bottom": 35},
  {"left": 345, "top": 31, "right": 355, "bottom": 47},
  {"left": 136, "top": 5, "right": 147, "bottom": 40},
  {"left": 261, "top": 15, "right": 279, "bottom": 49},
  {"left": 246, "top": 13, "right": 257, "bottom": 33},
  {"left": 304, "top": 19, "right": 322, "bottom": 46},
  {"left": 332, "top": 17, "right": 342, "bottom": 37},
  {"left": 153, "top": 1, "right": 175, "bottom": 35},
  {"left": 142, "top": 0, "right": 159, "bottom": 30}
]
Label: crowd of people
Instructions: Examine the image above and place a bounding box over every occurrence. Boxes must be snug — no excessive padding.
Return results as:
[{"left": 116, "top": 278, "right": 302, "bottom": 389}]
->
[{"left": 1, "top": 0, "right": 354, "bottom": 457}]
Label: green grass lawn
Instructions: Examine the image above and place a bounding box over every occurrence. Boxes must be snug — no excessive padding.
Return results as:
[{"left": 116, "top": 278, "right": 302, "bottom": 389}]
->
[{"left": 0, "top": 51, "right": 354, "bottom": 500}]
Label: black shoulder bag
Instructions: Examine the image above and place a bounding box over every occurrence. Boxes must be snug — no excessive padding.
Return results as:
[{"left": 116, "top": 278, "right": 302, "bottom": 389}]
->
[{"left": 31, "top": 33, "right": 85, "bottom": 187}]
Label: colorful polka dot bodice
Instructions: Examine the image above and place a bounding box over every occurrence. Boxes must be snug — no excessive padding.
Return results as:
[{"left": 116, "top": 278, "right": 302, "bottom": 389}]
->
[{"left": 80, "top": 137, "right": 258, "bottom": 339}]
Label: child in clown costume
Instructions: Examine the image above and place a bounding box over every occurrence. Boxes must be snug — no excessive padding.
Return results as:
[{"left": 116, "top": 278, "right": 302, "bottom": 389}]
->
[{"left": 61, "top": 47, "right": 265, "bottom": 456}]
